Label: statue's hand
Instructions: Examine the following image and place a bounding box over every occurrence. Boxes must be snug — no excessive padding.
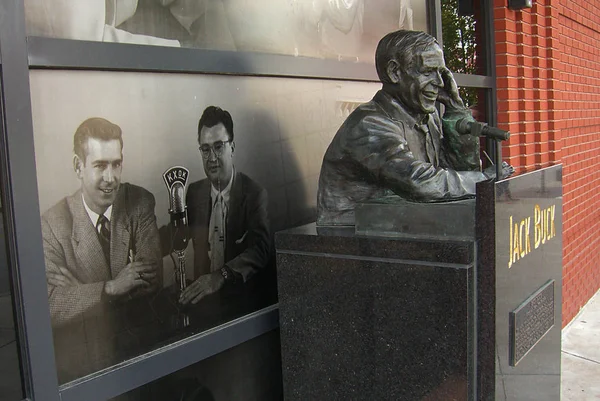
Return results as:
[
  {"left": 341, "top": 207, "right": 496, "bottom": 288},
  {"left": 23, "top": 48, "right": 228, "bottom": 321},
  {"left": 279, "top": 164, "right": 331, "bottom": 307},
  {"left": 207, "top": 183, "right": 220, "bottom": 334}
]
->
[
  {"left": 437, "top": 68, "right": 466, "bottom": 111},
  {"left": 484, "top": 161, "right": 516, "bottom": 180}
]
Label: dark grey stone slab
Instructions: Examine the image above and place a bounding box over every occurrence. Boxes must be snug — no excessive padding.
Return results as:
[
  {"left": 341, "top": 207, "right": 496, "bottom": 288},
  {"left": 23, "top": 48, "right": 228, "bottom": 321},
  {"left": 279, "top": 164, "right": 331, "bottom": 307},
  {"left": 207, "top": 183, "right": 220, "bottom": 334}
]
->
[
  {"left": 476, "top": 165, "right": 563, "bottom": 401},
  {"left": 276, "top": 225, "right": 476, "bottom": 401},
  {"left": 276, "top": 166, "right": 562, "bottom": 401},
  {"left": 355, "top": 196, "right": 476, "bottom": 240},
  {"left": 277, "top": 224, "right": 475, "bottom": 266}
]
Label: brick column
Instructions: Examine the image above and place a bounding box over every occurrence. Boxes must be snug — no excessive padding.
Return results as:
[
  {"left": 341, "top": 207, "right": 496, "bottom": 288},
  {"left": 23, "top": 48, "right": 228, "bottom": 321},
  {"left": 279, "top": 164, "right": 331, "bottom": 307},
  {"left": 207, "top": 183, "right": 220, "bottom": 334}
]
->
[{"left": 494, "top": 0, "right": 600, "bottom": 326}]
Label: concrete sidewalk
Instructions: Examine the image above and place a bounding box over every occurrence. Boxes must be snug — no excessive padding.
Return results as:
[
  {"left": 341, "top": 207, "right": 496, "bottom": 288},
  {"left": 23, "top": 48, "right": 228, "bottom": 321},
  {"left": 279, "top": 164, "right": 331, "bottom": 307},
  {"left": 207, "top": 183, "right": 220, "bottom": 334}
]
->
[{"left": 561, "top": 290, "right": 600, "bottom": 400}]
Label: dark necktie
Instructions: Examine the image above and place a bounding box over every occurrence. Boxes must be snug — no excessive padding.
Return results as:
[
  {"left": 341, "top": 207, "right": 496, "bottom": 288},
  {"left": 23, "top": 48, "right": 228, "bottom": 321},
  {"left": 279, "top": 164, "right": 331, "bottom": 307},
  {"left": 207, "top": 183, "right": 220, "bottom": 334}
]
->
[
  {"left": 96, "top": 214, "right": 111, "bottom": 264},
  {"left": 209, "top": 194, "right": 225, "bottom": 272},
  {"left": 417, "top": 119, "right": 438, "bottom": 167}
]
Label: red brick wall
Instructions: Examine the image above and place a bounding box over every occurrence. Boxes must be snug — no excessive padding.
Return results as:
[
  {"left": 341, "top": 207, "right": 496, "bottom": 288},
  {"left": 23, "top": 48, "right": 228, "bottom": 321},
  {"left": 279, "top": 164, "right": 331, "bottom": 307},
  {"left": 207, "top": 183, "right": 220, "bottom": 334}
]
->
[
  {"left": 557, "top": 1, "right": 600, "bottom": 325},
  {"left": 494, "top": 0, "right": 600, "bottom": 326}
]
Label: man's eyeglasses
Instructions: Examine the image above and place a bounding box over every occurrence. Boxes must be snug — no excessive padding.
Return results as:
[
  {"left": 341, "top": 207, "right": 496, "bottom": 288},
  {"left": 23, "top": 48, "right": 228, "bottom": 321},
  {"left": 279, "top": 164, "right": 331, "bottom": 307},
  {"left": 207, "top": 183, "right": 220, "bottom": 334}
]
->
[{"left": 199, "top": 140, "right": 231, "bottom": 159}]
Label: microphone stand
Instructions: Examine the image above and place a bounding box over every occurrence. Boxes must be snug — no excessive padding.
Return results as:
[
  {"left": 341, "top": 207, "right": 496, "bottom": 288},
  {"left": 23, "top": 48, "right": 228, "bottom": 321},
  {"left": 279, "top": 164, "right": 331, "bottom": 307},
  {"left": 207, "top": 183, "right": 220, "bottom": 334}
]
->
[
  {"left": 173, "top": 239, "right": 190, "bottom": 328},
  {"left": 175, "top": 250, "right": 187, "bottom": 294},
  {"left": 163, "top": 166, "right": 191, "bottom": 328}
]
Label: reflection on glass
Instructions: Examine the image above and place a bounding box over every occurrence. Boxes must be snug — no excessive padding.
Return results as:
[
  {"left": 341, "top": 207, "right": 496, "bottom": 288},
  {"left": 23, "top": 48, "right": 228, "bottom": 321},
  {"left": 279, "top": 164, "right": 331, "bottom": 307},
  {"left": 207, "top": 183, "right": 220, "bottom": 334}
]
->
[
  {"left": 24, "top": 0, "right": 428, "bottom": 63},
  {"left": 470, "top": 88, "right": 489, "bottom": 122},
  {"left": 0, "top": 186, "right": 25, "bottom": 400},
  {"left": 441, "top": 0, "right": 486, "bottom": 76},
  {"left": 24, "top": 0, "right": 180, "bottom": 46},
  {"left": 457, "top": 85, "right": 485, "bottom": 110},
  {"left": 29, "top": 70, "right": 379, "bottom": 383},
  {"left": 110, "top": 330, "right": 282, "bottom": 401}
]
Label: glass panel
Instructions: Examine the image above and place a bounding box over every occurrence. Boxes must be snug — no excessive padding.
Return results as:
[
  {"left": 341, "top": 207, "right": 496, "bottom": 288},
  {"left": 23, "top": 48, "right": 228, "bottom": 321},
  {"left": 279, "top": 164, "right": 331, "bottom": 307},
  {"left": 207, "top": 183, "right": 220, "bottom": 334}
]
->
[
  {"left": 110, "top": 330, "right": 282, "bottom": 401},
  {"left": 0, "top": 182, "right": 25, "bottom": 399},
  {"left": 24, "top": 0, "right": 429, "bottom": 64},
  {"left": 458, "top": 86, "right": 487, "bottom": 113},
  {"left": 29, "top": 69, "right": 380, "bottom": 383},
  {"left": 441, "top": 0, "right": 487, "bottom": 76}
]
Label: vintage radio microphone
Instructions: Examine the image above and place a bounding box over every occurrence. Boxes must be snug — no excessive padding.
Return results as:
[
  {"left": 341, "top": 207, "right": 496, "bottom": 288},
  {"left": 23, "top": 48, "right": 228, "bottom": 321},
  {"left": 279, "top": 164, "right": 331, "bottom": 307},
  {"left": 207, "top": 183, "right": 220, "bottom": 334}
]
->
[
  {"left": 162, "top": 166, "right": 190, "bottom": 295},
  {"left": 455, "top": 118, "right": 511, "bottom": 180},
  {"left": 455, "top": 118, "right": 510, "bottom": 141}
]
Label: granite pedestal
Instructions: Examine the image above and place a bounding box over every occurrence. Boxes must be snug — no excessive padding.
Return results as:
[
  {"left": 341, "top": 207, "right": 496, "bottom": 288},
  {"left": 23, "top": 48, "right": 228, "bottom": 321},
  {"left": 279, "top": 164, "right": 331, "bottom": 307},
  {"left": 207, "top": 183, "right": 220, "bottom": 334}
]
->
[
  {"left": 276, "top": 225, "right": 477, "bottom": 400},
  {"left": 477, "top": 165, "right": 563, "bottom": 401},
  {"left": 276, "top": 165, "right": 562, "bottom": 401}
]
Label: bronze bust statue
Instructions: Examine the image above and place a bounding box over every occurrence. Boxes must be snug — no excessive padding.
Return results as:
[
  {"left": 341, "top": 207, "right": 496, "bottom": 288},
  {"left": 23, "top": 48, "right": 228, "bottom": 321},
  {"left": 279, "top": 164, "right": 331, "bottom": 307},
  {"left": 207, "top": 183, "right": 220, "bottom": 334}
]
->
[{"left": 317, "top": 30, "right": 493, "bottom": 226}]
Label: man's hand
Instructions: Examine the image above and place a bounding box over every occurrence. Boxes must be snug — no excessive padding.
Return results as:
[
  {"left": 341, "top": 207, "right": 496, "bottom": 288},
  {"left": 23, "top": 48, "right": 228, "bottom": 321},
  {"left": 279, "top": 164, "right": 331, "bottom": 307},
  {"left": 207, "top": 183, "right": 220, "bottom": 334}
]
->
[
  {"left": 104, "top": 261, "right": 158, "bottom": 297},
  {"left": 437, "top": 68, "right": 466, "bottom": 111},
  {"left": 47, "top": 267, "right": 82, "bottom": 287},
  {"left": 179, "top": 271, "right": 225, "bottom": 305}
]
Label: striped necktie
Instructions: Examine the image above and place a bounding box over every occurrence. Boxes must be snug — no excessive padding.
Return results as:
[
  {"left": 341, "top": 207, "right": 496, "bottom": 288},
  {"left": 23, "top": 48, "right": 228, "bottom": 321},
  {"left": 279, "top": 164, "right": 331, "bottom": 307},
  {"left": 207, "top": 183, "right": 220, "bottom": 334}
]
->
[{"left": 96, "top": 214, "right": 111, "bottom": 264}]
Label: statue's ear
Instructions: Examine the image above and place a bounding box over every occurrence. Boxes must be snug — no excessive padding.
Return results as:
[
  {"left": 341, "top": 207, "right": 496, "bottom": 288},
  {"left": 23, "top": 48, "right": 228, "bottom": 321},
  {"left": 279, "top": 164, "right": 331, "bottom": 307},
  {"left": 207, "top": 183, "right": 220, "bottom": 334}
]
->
[{"left": 386, "top": 60, "right": 401, "bottom": 84}]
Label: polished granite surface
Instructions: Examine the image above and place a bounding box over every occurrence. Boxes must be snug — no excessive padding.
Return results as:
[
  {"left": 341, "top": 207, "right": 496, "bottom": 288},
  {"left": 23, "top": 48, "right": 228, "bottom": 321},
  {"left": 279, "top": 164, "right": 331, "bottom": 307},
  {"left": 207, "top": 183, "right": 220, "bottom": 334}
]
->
[
  {"left": 355, "top": 196, "right": 476, "bottom": 240},
  {"left": 277, "top": 226, "right": 476, "bottom": 400},
  {"left": 478, "top": 165, "right": 563, "bottom": 400},
  {"left": 277, "top": 166, "right": 563, "bottom": 401}
]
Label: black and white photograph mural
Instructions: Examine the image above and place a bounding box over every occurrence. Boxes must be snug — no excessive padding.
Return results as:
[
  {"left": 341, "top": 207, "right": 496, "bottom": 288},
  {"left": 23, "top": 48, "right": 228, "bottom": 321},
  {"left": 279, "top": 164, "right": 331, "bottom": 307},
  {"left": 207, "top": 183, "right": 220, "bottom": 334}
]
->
[{"left": 29, "top": 70, "right": 379, "bottom": 384}]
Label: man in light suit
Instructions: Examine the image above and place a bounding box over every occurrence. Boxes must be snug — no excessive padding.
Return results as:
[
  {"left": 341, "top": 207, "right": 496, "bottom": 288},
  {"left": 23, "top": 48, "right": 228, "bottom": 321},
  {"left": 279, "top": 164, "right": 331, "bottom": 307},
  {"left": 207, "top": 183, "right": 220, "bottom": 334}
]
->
[
  {"left": 179, "top": 106, "right": 270, "bottom": 305},
  {"left": 41, "top": 117, "right": 162, "bottom": 380}
]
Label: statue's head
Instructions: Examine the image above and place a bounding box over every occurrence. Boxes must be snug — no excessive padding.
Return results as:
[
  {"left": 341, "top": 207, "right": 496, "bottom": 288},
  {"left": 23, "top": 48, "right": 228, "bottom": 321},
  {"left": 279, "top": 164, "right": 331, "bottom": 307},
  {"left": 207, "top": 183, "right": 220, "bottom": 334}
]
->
[{"left": 376, "top": 30, "right": 446, "bottom": 115}]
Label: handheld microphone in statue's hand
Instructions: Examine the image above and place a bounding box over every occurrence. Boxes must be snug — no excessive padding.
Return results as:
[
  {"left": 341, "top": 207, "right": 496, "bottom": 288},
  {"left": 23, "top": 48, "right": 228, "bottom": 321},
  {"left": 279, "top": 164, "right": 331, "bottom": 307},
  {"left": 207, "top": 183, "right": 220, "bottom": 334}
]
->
[
  {"left": 455, "top": 118, "right": 510, "bottom": 141},
  {"left": 162, "top": 166, "right": 190, "bottom": 252}
]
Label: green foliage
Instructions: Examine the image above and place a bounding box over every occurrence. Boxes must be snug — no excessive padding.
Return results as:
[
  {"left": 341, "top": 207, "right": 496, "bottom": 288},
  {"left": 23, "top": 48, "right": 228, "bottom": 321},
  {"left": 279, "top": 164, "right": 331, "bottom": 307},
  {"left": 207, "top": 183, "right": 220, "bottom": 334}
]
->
[{"left": 441, "top": 0, "right": 478, "bottom": 107}]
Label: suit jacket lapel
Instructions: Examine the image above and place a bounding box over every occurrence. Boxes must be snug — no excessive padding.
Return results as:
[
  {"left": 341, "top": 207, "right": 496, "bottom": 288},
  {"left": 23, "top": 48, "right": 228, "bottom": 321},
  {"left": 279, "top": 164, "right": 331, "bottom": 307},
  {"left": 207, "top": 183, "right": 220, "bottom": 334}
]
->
[
  {"left": 110, "top": 187, "right": 131, "bottom": 278},
  {"left": 70, "top": 191, "right": 111, "bottom": 282}
]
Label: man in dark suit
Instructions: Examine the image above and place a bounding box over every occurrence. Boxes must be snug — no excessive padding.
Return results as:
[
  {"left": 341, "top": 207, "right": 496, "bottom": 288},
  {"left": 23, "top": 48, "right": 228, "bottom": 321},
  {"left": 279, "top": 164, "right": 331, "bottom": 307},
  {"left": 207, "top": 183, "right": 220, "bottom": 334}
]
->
[
  {"left": 179, "top": 106, "right": 270, "bottom": 305},
  {"left": 41, "top": 117, "right": 162, "bottom": 380},
  {"left": 317, "top": 30, "right": 492, "bottom": 226}
]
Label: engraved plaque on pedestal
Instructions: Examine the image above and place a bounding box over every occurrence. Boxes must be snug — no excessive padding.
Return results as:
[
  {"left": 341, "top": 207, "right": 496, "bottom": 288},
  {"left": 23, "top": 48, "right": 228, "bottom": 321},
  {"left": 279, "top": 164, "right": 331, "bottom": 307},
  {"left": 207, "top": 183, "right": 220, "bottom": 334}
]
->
[{"left": 509, "top": 280, "right": 555, "bottom": 366}]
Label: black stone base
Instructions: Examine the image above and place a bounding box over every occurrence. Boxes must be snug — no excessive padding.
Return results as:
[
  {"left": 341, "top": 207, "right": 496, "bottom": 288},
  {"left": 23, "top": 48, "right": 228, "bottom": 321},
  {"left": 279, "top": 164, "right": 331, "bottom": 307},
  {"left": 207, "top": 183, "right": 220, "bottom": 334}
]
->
[
  {"left": 276, "top": 166, "right": 563, "bottom": 401},
  {"left": 355, "top": 196, "right": 476, "bottom": 240},
  {"left": 276, "top": 225, "right": 476, "bottom": 401}
]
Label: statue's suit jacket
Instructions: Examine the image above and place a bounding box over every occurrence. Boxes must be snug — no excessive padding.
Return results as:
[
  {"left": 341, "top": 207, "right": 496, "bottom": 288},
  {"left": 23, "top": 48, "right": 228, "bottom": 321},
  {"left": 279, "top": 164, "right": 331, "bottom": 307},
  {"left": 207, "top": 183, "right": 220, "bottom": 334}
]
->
[
  {"left": 41, "top": 183, "right": 162, "bottom": 381},
  {"left": 317, "top": 89, "right": 487, "bottom": 225},
  {"left": 186, "top": 172, "right": 270, "bottom": 282}
]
